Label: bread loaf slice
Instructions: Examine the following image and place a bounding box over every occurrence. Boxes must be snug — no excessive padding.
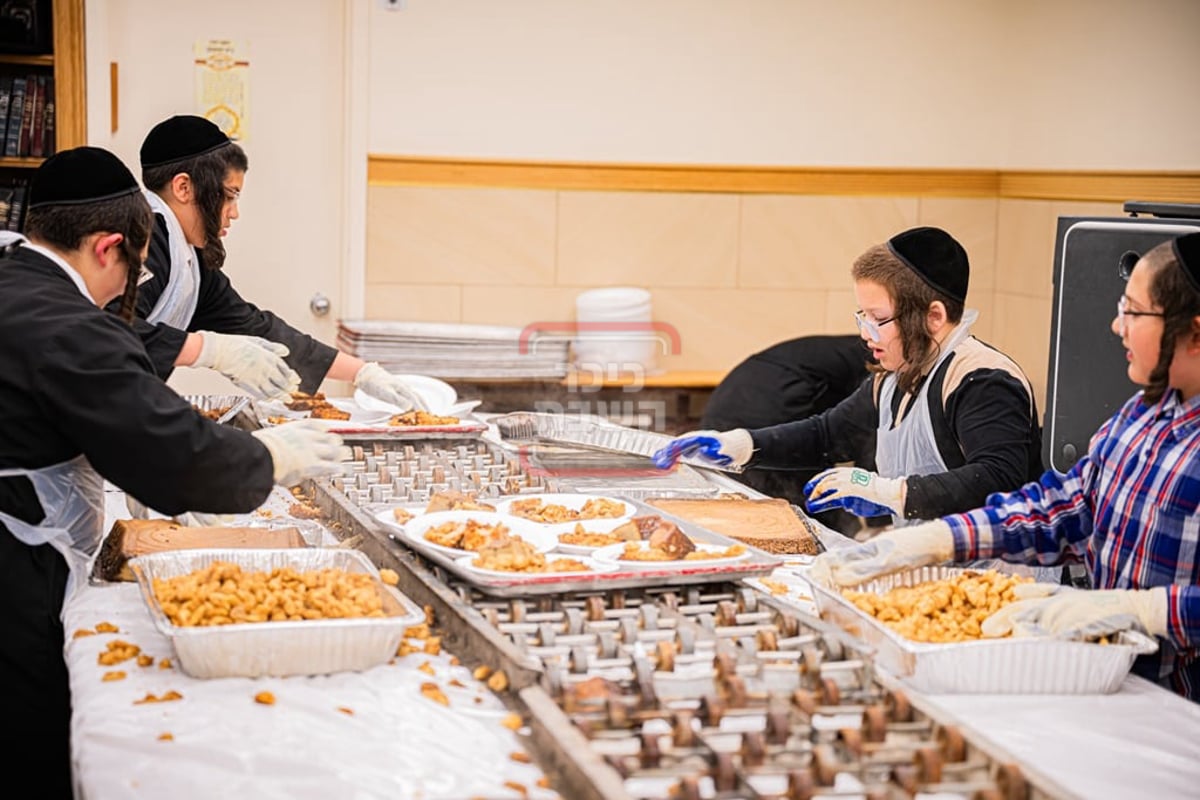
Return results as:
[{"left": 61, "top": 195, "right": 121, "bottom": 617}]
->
[
  {"left": 646, "top": 497, "right": 818, "bottom": 555},
  {"left": 95, "top": 518, "right": 307, "bottom": 582}
]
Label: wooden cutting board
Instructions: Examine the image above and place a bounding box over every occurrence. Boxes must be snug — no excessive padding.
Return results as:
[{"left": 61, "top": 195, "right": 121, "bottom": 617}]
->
[
  {"left": 95, "top": 518, "right": 307, "bottom": 582},
  {"left": 646, "top": 496, "right": 819, "bottom": 555}
]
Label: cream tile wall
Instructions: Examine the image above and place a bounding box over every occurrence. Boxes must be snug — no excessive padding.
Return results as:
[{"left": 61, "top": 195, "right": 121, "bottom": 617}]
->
[{"left": 366, "top": 186, "right": 1122, "bottom": 409}]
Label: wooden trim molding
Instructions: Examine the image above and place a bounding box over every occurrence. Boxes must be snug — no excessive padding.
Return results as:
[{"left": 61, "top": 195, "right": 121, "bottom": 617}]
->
[
  {"left": 52, "top": 0, "right": 87, "bottom": 149},
  {"left": 368, "top": 155, "right": 1200, "bottom": 203}
]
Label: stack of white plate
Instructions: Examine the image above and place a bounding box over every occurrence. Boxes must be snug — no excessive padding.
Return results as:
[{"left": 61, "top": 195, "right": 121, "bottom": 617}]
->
[
  {"left": 573, "top": 287, "right": 658, "bottom": 372},
  {"left": 337, "top": 320, "right": 570, "bottom": 379}
]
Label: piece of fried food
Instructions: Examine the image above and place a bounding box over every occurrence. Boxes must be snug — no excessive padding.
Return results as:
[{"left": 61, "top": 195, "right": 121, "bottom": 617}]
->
[
  {"left": 388, "top": 410, "right": 461, "bottom": 426},
  {"left": 424, "top": 490, "right": 495, "bottom": 513},
  {"left": 473, "top": 538, "right": 546, "bottom": 573}
]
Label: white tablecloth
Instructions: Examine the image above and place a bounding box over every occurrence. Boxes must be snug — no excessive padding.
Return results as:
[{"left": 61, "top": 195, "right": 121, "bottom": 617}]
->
[{"left": 65, "top": 487, "right": 556, "bottom": 800}]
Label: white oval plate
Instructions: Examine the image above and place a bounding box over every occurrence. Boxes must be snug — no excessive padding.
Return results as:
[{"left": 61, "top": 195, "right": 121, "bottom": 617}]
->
[
  {"left": 547, "top": 517, "right": 642, "bottom": 555},
  {"left": 592, "top": 540, "right": 751, "bottom": 569},
  {"left": 374, "top": 507, "right": 422, "bottom": 532},
  {"left": 493, "top": 493, "right": 636, "bottom": 525},
  {"left": 399, "top": 510, "right": 557, "bottom": 558},
  {"left": 453, "top": 553, "right": 618, "bottom": 578},
  {"left": 327, "top": 398, "right": 392, "bottom": 425},
  {"left": 354, "top": 374, "right": 458, "bottom": 415}
]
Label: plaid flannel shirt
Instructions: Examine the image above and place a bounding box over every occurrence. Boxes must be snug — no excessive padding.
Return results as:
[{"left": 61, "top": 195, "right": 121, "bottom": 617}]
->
[{"left": 946, "top": 389, "right": 1200, "bottom": 699}]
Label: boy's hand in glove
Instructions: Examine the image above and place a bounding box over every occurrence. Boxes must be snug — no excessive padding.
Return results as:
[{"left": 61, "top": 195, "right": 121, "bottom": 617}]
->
[
  {"left": 805, "top": 467, "right": 906, "bottom": 518},
  {"left": 353, "top": 362, "right": 428, "bottom": 412},
  {"left": 251, "top": 420, "right": 347, "bottom": 487},
  {"left": 193, "top": 331, "right": 300, "bottom": 400},
  {"left": 652, "top": 429, "right": 753, "bottom": 469}
]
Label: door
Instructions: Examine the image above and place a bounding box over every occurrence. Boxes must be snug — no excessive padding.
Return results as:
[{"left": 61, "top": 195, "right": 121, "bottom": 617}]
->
[{"left": 84, "top": 0, "right": 358, "bottom": 396}]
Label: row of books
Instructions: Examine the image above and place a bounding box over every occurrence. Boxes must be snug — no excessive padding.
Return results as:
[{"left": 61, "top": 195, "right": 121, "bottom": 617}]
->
[
  {"left": 0, "top": 71, "right": 54, "bottom": 159},
  {"left": 0, "top": 177, "right": 29, "bottom": 231}
]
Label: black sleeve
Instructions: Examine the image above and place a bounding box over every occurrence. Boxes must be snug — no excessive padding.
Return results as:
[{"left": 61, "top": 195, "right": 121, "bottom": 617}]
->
[
  {"left": 189, "top": 267, "right": 339, "bottom": 393},
  {"left": 126, "top": 318, "right": 188, "bottom": 380},
  {"left": 747, "top": 376, "right": 878, "bottom": 470},
  {"left": 41, "top": 318, "right": 275, "bottom": 515},
  {"left": 904, "top": 369, "right": 1038, "bottom": 519}
]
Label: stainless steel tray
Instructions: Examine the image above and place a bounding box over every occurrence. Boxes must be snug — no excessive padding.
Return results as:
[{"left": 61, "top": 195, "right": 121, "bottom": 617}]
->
[
  {"left": 183, "top": 393, "right": 251, "bottom": 425},
  {"left": 130, "top": 548, "right": 425, "bottom": 678},
  {"left": 492, "top": 412, "right": 745, "bottom": 474},
  {"left": 378, "top": 496, "right": 781, "bottom": 597},
  {"left": 811, "top": 565, "right": 1158, "bottom": 694}
]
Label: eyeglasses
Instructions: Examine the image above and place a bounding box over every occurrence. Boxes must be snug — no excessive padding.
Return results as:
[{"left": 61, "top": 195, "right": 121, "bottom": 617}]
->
[
  {"left": 221, "top": 186, "right": 241, "bottom": 202},
  {"left": 1116, "top": 294, "right": 1164, "bottom": 336},
  {"left": 853, "top": 309, "right": 897, "bottom": 342}
]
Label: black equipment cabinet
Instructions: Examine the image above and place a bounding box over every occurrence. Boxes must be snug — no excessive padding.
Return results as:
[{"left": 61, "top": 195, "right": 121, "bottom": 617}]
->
[{"left": 1043, "top": 203, "right": 1200, "bottom": 473}]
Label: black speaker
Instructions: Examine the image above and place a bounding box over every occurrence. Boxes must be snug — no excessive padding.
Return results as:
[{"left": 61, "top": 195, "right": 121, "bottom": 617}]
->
[{"left": 1043, "top": 206, "right": 1200, "bottom": 472}]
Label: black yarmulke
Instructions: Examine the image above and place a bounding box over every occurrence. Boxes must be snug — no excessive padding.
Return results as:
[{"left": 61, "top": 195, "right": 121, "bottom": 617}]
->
[
  {"left": 29, "top": 146, "right": 140, "bottom": 209},
  {"left": 886, "top": 226, "right": 970, "bottom": 303},
  {"left": 140, "top": 114, "right": 230, "bottom": 168},
  {"left": 1172, "top": 233, "right": 1200, "bottom": 293}
]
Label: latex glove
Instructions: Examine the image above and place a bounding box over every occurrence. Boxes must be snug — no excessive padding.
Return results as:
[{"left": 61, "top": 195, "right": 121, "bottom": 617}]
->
[
  {"left": 652, "top": 429, "right": 754, "bottom": 469},
  {"left": 251, "top": 419, "right": 347, "bottom": 487},
  {"left": 805, "top": 520, "right": 955, "bottom": 587},
  {"left": 353, "top": 362, "right": 428, "bottom": 412},
  {"left": 981, "top": 583, "right": 1168, "bottom": 641},
  {"left": 804, "top": 467, "right": 906, "bottom": 518},
  {"left": 193, "top": 331, "right": 301, "bottom": 401}
]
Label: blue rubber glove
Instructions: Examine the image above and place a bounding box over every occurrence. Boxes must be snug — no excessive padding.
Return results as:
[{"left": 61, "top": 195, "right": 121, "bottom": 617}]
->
[
  {"left": 652, "top": 429, "right": 753, "bottom": 469},
  {"left": 804, "top": 467, "right": 906, "bottom": 518}
]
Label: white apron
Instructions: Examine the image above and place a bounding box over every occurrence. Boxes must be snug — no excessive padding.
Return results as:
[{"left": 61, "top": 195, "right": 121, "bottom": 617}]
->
[
  {"left": 143, "top": 190, "right": 200, "bottom": 328},
  {"left": 0, "top": 455, "right": 104, "bottom": 608},
  {"left": 875, "top": 310, "right": 979, "bottom": 526}
]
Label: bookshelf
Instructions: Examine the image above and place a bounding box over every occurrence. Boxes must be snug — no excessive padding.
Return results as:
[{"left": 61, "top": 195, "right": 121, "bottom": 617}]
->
[{"left": 0, "top": 0, "right": 86, "bottom": 230}]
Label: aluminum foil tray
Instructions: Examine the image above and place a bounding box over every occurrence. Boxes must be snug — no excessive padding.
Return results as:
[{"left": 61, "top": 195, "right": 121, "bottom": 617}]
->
[
  {"left": 183, "top": 393, "right": 251, "bottom": 425},
  {"left": 811, "top": 565, "right": 1157, "bottom": 694},
  {"left": 129, "top": 548, "right": 425, "bottom": 679},
  {"left": 507, "top": 444, "right": 721, "bottom": 499},
  {"left": 493, "top": 412, "right": 745, "bottom": 474},
  {"left": 383, "top": 496, "right": 781, "bottom": 597}
]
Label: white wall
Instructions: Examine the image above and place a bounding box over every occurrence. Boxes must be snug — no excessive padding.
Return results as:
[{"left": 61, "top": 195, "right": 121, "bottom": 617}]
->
[{"left": 367, "top": 0, "right": 1200, "bottom": 170}]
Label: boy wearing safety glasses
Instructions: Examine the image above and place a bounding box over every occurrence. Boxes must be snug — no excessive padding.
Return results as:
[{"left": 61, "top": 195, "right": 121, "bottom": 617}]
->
[
  {"left": 656, "top": 227, "right": 1043, "bottom": 526},
  {"left": 809, "top": 232, "right": 1200, "bottom": 701}
]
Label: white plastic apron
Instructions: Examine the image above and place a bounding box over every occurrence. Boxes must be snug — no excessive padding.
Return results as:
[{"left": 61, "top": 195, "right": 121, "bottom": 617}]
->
[
  {"left": 875, "top": 309, "right": 979, "bottom": 525},
  {"left": 0, "top": 455, "right": 104, "bottom": 607},
  {"left": 143, "top": 190, "right": 200, "bottom": 328}
]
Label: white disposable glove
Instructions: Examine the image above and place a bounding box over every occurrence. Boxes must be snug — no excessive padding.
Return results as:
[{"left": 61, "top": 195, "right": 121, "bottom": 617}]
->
[
  {"left": 353, "top": 362, "right": 428, "bottom": 412},
  {"left": 981, "top": 583, "right": 1168, "bottom": 641},
  {"left": 193, "top": 331, "right": 301, "bottom": 401},
  {"left": 804, "top": 467, "right": 906, "bottom": 518},
  {"left": 651, "top": 429, "right": 754, "bottom": 469},
  {"left": 251, "top": 419, "right": 347, "bottom": 487},
  {"left": 805, "top": 520, "right": 955, "bottom": 587}
]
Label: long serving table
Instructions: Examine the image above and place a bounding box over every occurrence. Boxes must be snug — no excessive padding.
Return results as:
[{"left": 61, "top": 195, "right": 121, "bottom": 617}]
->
[{"left": 66, "top": 436, "right": 1200, "bottom": 799}]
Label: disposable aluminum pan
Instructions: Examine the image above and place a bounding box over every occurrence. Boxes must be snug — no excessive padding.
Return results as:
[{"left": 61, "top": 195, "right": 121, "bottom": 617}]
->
[
  {"left": 129, "top": 548, "right": 425, "bottom": 679},
  {"left": 383, "top": 496, "right": 781, "bottom": 597},
  {"left": 183, "top": 393, "right": 251, "bottom": 425},
  {"left": 493, "top": 412, "right": 745, "bottom": 473},
  {"left": 811, "top": 565, "right": 1158, "bottom": 694}
]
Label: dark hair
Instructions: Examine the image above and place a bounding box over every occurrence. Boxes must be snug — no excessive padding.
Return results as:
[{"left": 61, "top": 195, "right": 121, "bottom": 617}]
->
[
  {"left": 1141, "top": 240, "right": 1200, "bottom": 404},
  {"left": 852, "top": 243, "right": 966, "bottom": 394},
  {"left": 24, "top": 192, "right": 154, "bottom": 323},
  {"left": 141, "top": 141, "right": 248, "bottom": 270}
]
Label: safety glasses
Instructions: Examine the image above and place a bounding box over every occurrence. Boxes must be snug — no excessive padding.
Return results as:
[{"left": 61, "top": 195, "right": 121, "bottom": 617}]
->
[
  {"left": 853, "top": 309, "right": 897, "bottom": 342},
  {"left": 1116, "top": 294, "right": 1164, "bottom": 337}
]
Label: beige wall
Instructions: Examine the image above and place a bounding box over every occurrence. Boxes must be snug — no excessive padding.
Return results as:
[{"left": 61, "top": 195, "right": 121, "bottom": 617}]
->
[{"left": 363, "top": 0, "right": 1197, "bottom": 411}]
